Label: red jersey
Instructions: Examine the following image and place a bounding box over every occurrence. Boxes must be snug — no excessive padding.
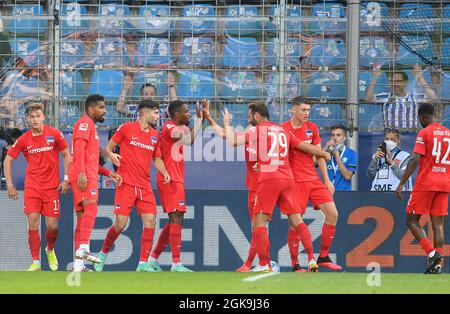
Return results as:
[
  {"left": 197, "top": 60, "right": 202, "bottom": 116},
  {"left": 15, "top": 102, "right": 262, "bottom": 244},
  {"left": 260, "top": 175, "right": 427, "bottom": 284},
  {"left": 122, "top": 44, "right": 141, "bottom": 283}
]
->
[
  {"left": 111, "top": 121, "right": 160, "bottom": 188},
  {"left": 8, "top": 125, "right": 68, "bottom": 190},
  {"left": 69, "top": 115, "right": 99, "bottom": 181},
  {"left": 157, "top": 120, "right": 190, "bottom": 183},
  {"left": 282, "top": 120, "right": 321, "bottom": 182},
  {"left": 256, "top": 121, "right": 300, "bottom": 183},
  {"left": 413, "top": 123, "right": 450, "bottom": 192},
  {"left": 243, "top": 127, "right": 258, "bottom": 191}
]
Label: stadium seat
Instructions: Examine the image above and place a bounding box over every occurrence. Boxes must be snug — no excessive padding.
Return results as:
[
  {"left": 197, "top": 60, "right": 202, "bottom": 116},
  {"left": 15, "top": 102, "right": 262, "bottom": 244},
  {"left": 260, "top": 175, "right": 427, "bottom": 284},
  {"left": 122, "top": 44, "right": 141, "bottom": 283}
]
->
[
  {"left": 309, "top": 3, "right": 346, "bottom": 35},
  {"left": 89, "top": 70, "right": 124, "bottom": 101},
  {"left": 309, "top": 104, "right": 344, "bottom": 128},
  {"left": 398, "top": 3, "right": 435, "bottom": 33},
  {"left": 223, "top": 103, "right": 248, "bottom": 128},
  {"left": 7, "top": 4, "right": 46, "bottom": 35},
  {"left": 359, "top": 71, "right": 389, "bottom": 100},
  {"left": 440, "top": 72, "right": 450, "bottom": 100},
  {"left": 177, "top": 70, "right": 215, "bottom": 99},
  {"left": 396, "top": 36, "right": 434, "bottom": 65},
  {"left": 442, "top": 37, "right": 450, "bottom": 66},
  {"left": 263, "top": 37, "right": 301, "bottom": 68},
  {"left": 94, "top": 37, "right": 130, "bottom": 68},
  {"left": 178, "top": 36, "right": 216, "bottom": 68},
  {"left": 304, "top": 70, "right": 346, "bottom": 100},
  {"left": 9, "top": 37, "right": 46, "bottom": 67},
  {"left": 59, "top": 103, "right": 81, "bottom": 130},
  {"left": 135, "top": 5, "right": 172, "bottom": 35},
  {"left": 221, "top": 36, "right": 261, "bottom": 68},
  {"left": 135, "top": 37, "right": 171, "bottom": 68},
  {"left": 360, "top": 36, "right": 391, "bottom": 68},
  {"left": 444, "top": 5, "right": 450, "bottom": 34},
  {"left": 132, "top": 70, "right": 168, "bottom": 98},
  {"left": 220, "top": 71, "right": 263, "bottom": 100},
  {"left": 264, "top": 71, "right": 300, "bottom": 101},
  {"left": 98, "top": 104, "right": 123, "bottom": 129},
  {"left": 60, "top": 39, "right": 86, "bottom": 69},
  {"left": 224, "top": 5, "right": 262, "bottom": 36},
  {"left": 266, "top": 5, "right": 302, "bottom": 34},
  {"left": 359, "top": 103, "right": 383, "bottom": 130},
  {"left": 60, "top": 70, "right": 84, "bottom": 101},
  {"left": 360, "top": 2, "right": 388, "bottom": 32},
  {"left": 97, "top": 3, "right": 134, "bottom": 36},
  {"left": 60, "top": 2, "right": 89, "bottom": 37},
  {"left": 179, "top": 4, "right": 215, "bottom": 35},
  {"left": 307, "top": 38, "right": 346, "bottom": 67}
]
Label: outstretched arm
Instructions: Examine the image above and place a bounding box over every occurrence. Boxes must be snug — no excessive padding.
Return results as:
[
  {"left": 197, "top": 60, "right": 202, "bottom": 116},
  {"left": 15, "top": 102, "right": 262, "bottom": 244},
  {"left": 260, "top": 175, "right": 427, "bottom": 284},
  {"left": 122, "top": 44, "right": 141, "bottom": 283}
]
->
[{"left": 395, "top": 153, "right": 420, "bottom": 200}]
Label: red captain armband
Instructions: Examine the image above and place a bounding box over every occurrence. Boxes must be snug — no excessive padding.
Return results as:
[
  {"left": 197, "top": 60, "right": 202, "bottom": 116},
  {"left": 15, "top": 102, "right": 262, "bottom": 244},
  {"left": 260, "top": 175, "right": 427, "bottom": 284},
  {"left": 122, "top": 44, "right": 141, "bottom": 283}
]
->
[{"left": 98, "top": 166, "right": 111, "bottom": 177}]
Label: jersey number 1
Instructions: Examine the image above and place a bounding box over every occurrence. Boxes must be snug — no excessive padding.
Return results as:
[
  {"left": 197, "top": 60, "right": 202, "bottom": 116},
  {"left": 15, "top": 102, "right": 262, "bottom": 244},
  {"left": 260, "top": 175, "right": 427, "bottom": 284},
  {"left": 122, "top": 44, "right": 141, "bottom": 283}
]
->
[{"left": 431, "top": 138, "right": 450, "bottom": 165}]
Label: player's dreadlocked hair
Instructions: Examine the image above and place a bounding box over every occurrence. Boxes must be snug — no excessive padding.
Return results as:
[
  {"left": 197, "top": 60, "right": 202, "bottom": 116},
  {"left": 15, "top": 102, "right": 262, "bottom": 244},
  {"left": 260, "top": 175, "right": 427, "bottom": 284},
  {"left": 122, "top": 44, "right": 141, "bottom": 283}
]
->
[
  {"left": 418, "top": 103, "right": 435, "bottom": 118},
  {"left": 85, "top": 94, "right": 105, "bottom": 111}
]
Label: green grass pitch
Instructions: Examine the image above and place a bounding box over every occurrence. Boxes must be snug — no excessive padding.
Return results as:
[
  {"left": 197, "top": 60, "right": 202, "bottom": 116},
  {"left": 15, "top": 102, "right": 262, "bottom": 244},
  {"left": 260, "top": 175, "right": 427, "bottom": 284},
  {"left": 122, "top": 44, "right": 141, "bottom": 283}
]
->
[{"left": 1, "top": 272, "right": 449, "bottom": 294}]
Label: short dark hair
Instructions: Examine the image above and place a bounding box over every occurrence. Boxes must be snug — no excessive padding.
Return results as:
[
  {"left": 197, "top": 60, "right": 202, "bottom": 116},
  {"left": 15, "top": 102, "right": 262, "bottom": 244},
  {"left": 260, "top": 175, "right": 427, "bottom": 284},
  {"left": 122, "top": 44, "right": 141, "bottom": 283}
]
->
[
  {"left": 168, "top": 100, "right": 187, "bottom": 118},
  {"left": 418, "top": 103, "right": 435, "bottom": 118},
  {"left": 140, "top": 83, "right": 157, "bottom": 95},
  {"left": 85, "top": 94, "right": 105, "bottom": 111},
  {"left": 138, "top": 99, "right": 159, "bottom": 112},
  {"left": 391, "top": 71, "right": 409, "bottom": 82},
  {"left": 331, "top": 125, "right": 348, "bottom": 133},
  {"left": 292, "top": 96, "right": 313, "bottom": 107},
  {"left": 249, "top": 101, "right": 270, "bottom": 120}
]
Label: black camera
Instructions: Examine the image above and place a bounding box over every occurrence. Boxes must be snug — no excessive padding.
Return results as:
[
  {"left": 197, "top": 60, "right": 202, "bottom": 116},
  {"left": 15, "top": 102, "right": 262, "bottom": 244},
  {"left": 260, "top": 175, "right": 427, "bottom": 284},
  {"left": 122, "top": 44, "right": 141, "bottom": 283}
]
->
[
  {"left": 378, "top": 142, "right": 387, "bottom": 155},
  {"left": 0, "top": 127, "right": 22, "bottom": 146}
]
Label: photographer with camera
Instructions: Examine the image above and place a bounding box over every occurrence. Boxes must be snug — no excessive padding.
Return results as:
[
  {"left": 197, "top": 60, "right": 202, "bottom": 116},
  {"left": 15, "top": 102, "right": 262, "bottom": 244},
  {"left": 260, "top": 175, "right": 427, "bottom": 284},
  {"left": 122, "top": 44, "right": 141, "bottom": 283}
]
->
[
  {"left": 367, "top": 128, "right": 412, "bottom": 192},
  {"left": 323, "top": 125, "right": 358, "bottom": 191}
]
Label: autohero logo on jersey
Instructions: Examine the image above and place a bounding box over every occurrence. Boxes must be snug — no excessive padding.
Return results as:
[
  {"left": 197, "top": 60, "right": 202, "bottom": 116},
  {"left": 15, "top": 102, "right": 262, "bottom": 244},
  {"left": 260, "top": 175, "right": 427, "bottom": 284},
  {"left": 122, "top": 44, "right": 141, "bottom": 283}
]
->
[
  {"left": 28, "top": 145, "right": 54, "bottom": 154},
  {"left": 129, "top": 140, "right": 155, "bottom": 151}
]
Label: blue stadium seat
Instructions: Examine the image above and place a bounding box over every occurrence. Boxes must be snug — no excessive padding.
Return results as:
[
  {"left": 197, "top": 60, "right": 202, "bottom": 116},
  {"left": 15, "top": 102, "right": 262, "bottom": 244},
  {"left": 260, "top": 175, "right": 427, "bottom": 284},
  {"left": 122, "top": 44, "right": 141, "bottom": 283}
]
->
[
  {"left": 307, "top": 38, "right": 346, "bottom": 67},
  {"left": 309, "top": 3, "right": 346, "bottom": 35},
  {"left": 220, "top": 71, "right": 263, "bottom": 100},
  {"left": 440, "top": 72, "right": 450, "bottom": 100},
  {"left": 59, "top": 103, "right": 81, "bottom": 130},
  {"left": 178, "top": 36, "right": 215, "bottom": 67},
  {"left": 60, "top": 2, "right": 89, "bottom": 36},
  {"left": 396, "top": 36, "right": 434, "bottom": 65},
  {"left": 359, "top": 71, "right": 389, "bottom": 100},
  {"left": 359, "top": 104, "right": 383, "bottom": 130},
  {"left": 7, "top": 5, "right": 46, "bottom": 34},
  {"left": 266, "top": 5, "right": 302, "bottom": 34},
  {"left": 224, "top": 5, "right": 262, "bottom": 36},
  {"left": 98, "top": 104, "right": 123, "bottom": 129},
  {"left": 179, "top": 4, "right": 215, "bottom": 35},
  {"left": 177, "top": 70, "right": 215, "bottom": 99},
  {"left": 94, "top": 37, "right": 130, "bottom": 67},
  {"left": 135, "top": 37, "right": 171, "bottom": 67},
  {"left": 223, "top": 103, "right": 248, "bottom": 128},
  {"left": 360, "top": 36, "right": 391, "bottom": 67},
  {"left": 60, "top": 70, "right": 84, "bottom": 100},
  {"left": 60, "top": 39, "right": 85, "bottom": 69},
  {"left": 9, "top": 37, "right": 46, "bottom": 67},
  {"left": 398, "top": 3, "right": 434, "bottom": 33},
  {"left": 264, "top": 71, "right": 300, "bottom": 100},
  {"left": 264, "top": 37, "right": 301, "bottom": 68},
  {"left": 360, "top": 2, "right": 388, "bottom": 32},
  {"left": 304, "top": 71, "right": 346, "bottom": 100},
  {"left": 132, "top": 71, "right": 168, "bottom": 98},
  {"left": 309, "top": 104, "right": 344, "bottom": 128},
  {"left": 89, "top": 70, "right": 124, "bottom": 100},
  {"left": 444, "top": 5, "right": 450, "bottom": 33},
  {"left": 442, "top": 37, "right": 450, "bottom": 66},
  {"left": 97, "top": 3, "right": 133, "bottom": 36},
  {"left": 221, "top": 36, "right": 261, "bottom": 68},
  {"left": 136, "top": 5, "right": 172, "bottom": 35}
]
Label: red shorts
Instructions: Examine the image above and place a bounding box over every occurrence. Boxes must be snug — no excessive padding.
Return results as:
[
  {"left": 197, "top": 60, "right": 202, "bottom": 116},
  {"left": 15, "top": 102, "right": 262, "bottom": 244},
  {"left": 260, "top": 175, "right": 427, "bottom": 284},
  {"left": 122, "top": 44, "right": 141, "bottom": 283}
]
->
[
  {"left": 24, "top": 187, "right": 60, "bottom": 218},
  {"left": 406, "top": 191, "right": 449, "bottom": 216},
  {"left": 254, "top": 179, "right": 301, "bottom": 220},
  {"left": 114, "top": 183, "right": 157, "bottom": 216},
  {"left": 71, "top": 179, "right": 98, "bottom": 212},
  {"left": 296, "top": 180, "right": 334, "bottom": 214},
  {"left": 157, "top": 181, "right": 186, "bottom": 214},
  {"left": 248, "top": 190, "right": 257, "bottom": 219}
]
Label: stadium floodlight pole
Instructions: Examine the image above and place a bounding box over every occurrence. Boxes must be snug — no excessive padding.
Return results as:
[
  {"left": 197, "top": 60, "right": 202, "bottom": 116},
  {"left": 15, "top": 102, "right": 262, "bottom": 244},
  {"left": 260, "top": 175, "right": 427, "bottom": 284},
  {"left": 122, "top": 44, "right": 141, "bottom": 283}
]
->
[
  {"left": 51, "top": 0, "right": 61, "bottom": 129},
  {"left": 277, "top": 0, "right": 287, "bottom": 123},
  {"left": 346, "top": 0, "right": 360, "bottom": 191}
]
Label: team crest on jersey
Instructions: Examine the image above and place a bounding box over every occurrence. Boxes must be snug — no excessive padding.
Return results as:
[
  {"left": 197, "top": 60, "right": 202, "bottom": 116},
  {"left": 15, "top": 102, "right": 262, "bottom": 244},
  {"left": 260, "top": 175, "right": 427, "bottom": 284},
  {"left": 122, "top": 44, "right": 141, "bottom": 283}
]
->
[
  {"left": 306, "top": 130, "right": 313, "bottom": 137},
  {"left": 179, "top": 200, "right": 185, "bottom": 207},
  {"left": 91, "top": 190, "right": 97, "bottom": 196},
  {"left": 79, "top": 123, "right": 88, "bottom": 131},
  {"left": 115, "top": 204, "right": 120, "bottom": 209},
  {"left": 46, "top": 136, "right": 55, "bottom": 144},
  {"left": 151, "top": 136, "right": 157, "bottom": 144}
]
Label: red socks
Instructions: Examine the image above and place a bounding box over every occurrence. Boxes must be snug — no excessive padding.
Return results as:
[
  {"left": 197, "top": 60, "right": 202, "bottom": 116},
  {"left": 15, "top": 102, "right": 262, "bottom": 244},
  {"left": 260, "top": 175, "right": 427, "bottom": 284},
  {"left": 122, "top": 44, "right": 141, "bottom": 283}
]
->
[
  {"left": 320, "top": 224, "right": 336, "bottom": 258},
  {"left": 296, "top": 223, "right": 315, "bottom": 261},
  {"left": 244, "top": 237, "right": 257, "bottom": 268},
  {"left": 419, "top": 238, "right": 435, "bottom": 255},
  {"left": 45, "top": 230, "right": 58, "bottom": 251},
  {"left": 287, "top": 229, "right": 299, "bottom": 267},
  {"left": 79, "top": 203, "right": 98, "bottom": 245},
  {"left": 140, "top": 227, "right": 155, "bottom": 262},
  {"left": 169, "top": 223, "right": 182, "bottom": 264},
  {"left": 254, "top": 226, "right": 270, "bottom": 266},
  {"left": 151, "top": 223, "right": 171, "bottom": 259},
  {"left": 101, "top": 226, "right": 121, "bottom": 254},
  {"left": 28, "top": 229, "right": 41, "bottom": 261}
]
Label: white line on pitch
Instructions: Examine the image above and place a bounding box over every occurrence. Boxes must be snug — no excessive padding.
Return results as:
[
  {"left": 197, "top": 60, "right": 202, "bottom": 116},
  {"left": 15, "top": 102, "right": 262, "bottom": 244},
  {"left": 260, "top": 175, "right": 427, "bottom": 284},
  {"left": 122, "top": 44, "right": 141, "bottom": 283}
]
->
[{"left": 242, "top": 272, "right": 280, "bottom": 282}]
